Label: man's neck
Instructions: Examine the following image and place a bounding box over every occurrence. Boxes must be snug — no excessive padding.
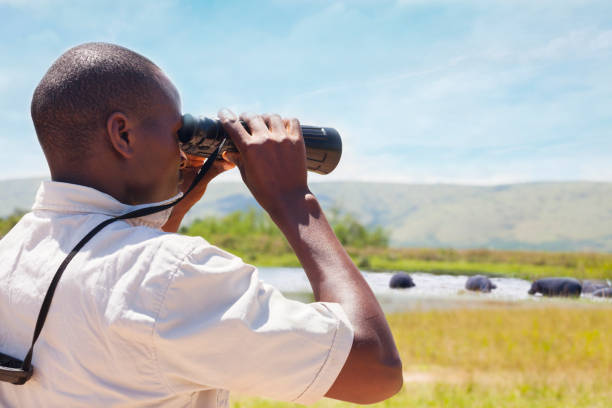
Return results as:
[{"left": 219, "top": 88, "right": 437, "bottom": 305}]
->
[{"left": 50, "top": 163, "right": 141, "bottom": 205}]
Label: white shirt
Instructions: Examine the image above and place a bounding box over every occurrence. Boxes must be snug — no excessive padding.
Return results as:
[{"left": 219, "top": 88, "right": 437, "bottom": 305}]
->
[{"left": 0, "top": 181, "right": 353, "bottom": 407}]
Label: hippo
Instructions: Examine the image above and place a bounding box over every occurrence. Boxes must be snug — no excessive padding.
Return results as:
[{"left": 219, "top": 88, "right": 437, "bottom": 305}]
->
[
  {"left": 389, "top": 272, "right": 415, "bottom": 289},
  {"left": 592, "top": 288, "right": 612, "bottom": 298},
  {"left": 581, "top": 280, "right": 611, "bottom": 294},
  {"left": 528, "top": 277, "right": 582, "bottom": 297},
  {"left": 465, "top": 275, "right": 497, "bottom": 293}
]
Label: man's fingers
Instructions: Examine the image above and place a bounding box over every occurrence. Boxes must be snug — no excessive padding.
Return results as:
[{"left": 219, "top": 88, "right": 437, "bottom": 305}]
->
[
  {"left": 205, "top": 157, "right": 235, "bottom": 177},
  {"left": 181, "top": 153, "right": 205, "bottom": 169},
  {"left": 263, "top": 114, "right": 285, "bottom": 135},
  {"left": 240, "top": 112, "right": 268, "bottom": 137},
  {"left": 222, "top": 151, "right": 247, "bottom": 182},
  {"left": 218, "top": 108, "right": 250, "bottom": 152},
  {"left": 222, "top": 151, "right": 241, "bottom": 167},
  {"left": 179, "top": 157, "right": 236, "bottom": 197},
  {"left": 283, "top": 117, "right": 302, "bottom": 142},
  {"left": 192, "top": 157, "right": 236, "bottom": 186}
]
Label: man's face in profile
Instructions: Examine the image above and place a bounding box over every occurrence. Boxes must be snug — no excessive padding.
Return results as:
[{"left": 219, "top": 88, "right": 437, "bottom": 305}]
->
[{"left": 132, "top": 73, "right": 184, "bottom": 203}]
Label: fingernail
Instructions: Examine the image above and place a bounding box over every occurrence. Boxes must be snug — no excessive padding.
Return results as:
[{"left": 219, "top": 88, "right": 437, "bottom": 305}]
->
[{"left": 218, "top": 108, "right": 237, "bottom": 122}]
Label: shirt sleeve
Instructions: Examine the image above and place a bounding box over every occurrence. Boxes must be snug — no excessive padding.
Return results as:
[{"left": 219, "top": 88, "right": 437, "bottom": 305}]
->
[{"left": 153, "top": 241, "right": 354, "bottom": 405}]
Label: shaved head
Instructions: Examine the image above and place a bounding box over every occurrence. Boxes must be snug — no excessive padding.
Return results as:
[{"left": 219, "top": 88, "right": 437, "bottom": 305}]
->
[{"left": 31, "top": 42, "right": 173, "bottom": 164}]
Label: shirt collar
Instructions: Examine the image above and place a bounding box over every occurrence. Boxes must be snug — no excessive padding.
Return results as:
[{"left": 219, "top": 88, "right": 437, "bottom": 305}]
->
[{"left": 31, "top": 181, "right": 183, "bottom": 229}]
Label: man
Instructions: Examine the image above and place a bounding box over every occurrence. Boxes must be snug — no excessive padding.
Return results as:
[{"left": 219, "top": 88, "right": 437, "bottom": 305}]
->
[{"left": 0, "top": 43, "right": 402, "bottom": 407}]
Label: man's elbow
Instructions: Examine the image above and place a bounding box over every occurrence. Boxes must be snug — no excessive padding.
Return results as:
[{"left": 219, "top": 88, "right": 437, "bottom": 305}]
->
[
  {"left": 361, "top": 356, "right": 403, "bottom": 404},
  {"left": 326, "top": 340, "right": 404, "bottom": 404},
  {"left": 385, "top": 357, "right": 404, "bottom": 398},
  {"left": 338, "top": 354, "right": 404, "bottom": 405}
]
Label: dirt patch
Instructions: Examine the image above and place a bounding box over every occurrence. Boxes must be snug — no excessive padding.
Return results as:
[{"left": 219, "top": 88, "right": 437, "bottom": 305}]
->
[
  {"left": 403, "top": 366, "right": 608, "bottom": 387},
  {"left": 403, "top": 367, "right": 468, "bottom": 384}
]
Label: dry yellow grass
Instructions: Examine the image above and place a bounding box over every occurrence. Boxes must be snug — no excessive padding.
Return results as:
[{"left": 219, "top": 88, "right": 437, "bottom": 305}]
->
[
  {"left": 388, "top": 307, "right": 612, "bottom": 373},
  {"left": 232, "top": 305, "right": 612, "bottom": 407}
]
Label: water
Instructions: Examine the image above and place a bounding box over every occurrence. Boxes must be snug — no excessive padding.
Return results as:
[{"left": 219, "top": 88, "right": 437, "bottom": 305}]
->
[{"left": 258, "top": 267, "right": 610, "bottom": 312}]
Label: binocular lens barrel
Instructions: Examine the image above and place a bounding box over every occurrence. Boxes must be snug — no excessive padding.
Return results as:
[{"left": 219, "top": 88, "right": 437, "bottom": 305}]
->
[{"left": 177, "top": 114, "right": 342, "bottom": 175}]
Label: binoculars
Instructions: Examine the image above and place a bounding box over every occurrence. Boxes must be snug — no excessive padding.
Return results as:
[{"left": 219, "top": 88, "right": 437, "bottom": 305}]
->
[{"left": 177, "top": 114, "right": 342, "bottom": 175}]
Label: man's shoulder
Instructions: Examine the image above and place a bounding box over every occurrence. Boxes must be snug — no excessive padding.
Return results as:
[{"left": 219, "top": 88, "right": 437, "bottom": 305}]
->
[
  {"left": 128, "top": 226, "right": 243, "bottom": 270},
  {"left": 152, "top": 229, "right": 209, "bottom": 249},
  {"left": 128, "top": 226, "right": 210, "bottom": 258}
]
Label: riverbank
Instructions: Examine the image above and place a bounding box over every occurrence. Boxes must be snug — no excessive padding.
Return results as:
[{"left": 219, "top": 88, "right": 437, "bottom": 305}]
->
[
  {"left": 231, "top": 305, "right": 612, "bottom": 408},
  {"left": 231, "top": 247, "right": 612, "bottom": 281}
]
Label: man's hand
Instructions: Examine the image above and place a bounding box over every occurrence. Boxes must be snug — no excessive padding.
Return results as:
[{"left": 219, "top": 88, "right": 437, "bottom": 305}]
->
[
  {"left": 161, "top": 155, "right": 234, "bottom": 232},
  {"left": 218, "top": 109, "right": 309, "bottom": 220}
]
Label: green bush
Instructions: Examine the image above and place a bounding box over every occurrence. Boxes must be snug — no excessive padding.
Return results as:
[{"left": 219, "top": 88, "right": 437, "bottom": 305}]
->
[
  {"left": 331, "top": 212, "right": 389, "bottom": 248},
  {"left": 181, "top": 208, "right": 390, "bottom": 259},
  {"left": 0, "top": 210, "right": 26, "bottom": 238}
]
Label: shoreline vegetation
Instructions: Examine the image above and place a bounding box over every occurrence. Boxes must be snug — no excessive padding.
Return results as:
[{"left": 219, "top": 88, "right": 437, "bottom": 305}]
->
[
  {"left": 2, "top": 208, "right": 611, "bottom": 280},
  {"left": 180, "top": 209, "right": 612, "bottom": 281}
]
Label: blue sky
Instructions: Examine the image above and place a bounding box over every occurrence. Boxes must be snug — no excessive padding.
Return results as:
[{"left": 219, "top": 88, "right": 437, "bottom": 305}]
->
[{"left": 0, "top": 0, "right": 610, "bottom": 184}]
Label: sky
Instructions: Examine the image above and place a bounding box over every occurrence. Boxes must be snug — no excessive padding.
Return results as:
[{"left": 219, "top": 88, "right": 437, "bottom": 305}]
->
[{"left": 0, "top": 0, "right": 611, "bottom": 185}]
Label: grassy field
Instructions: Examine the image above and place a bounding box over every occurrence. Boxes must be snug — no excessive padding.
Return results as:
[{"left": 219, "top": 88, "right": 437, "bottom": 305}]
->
[{"left": 231, "top": 305, "right": 612, "bottom": 408}]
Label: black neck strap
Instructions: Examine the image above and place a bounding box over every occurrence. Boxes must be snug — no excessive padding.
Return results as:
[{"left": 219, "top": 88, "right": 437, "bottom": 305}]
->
[{"left": 16, "top": 140, "right": 226, "bottom": 381}]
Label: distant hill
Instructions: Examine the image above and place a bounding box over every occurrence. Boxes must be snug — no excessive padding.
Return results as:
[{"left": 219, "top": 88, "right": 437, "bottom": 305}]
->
[{"left": 1, "top": 178, "right": 611, "bottom": 252}]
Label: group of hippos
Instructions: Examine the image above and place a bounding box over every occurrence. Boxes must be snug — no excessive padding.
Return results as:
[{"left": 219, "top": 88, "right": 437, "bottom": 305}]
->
[{"left": 388, "top": 272, "right": 612, "bottom": 298}]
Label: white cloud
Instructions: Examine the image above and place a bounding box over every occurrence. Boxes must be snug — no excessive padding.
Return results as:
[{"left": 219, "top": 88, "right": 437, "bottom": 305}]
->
[{"left": 524, "top": 29, "right": 612, "bottom": 61}]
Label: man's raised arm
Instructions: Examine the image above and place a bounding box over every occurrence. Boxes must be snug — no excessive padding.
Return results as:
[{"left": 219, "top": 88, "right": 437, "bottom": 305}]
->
[{"left": 219, "top": 109, "right": 403, "bottom": 404}]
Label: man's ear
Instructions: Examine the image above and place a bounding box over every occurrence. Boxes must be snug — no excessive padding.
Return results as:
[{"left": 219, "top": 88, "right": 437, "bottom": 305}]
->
[{"left": 106, "top": 111, "right": 135, "bottom": 159}]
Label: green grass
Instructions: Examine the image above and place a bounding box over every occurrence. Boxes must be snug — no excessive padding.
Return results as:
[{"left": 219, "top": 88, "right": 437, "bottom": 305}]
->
[
  {"left": 365, "top": 255, "right": 612, "bottom": 280},
  {"left": 228, "top": 247, "right": 612, "bottom": 281},
  {"left": 231, "top": 306, "right": 612, "bottom": 408},
  {"left": 358, "top": 247, "right": 612, "bottom": 280}
]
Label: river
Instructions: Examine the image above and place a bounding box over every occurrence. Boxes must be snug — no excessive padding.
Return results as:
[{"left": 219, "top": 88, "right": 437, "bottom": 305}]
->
[{"left": 257, "top": 267, "right": 610, "bottom": 312}]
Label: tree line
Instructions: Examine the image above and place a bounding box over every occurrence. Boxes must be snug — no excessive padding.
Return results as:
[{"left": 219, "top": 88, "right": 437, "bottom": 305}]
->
[{"left": 179, "top": 208, "right": 389, "bottom": 265}]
